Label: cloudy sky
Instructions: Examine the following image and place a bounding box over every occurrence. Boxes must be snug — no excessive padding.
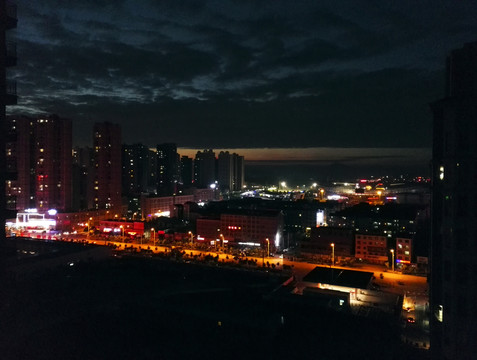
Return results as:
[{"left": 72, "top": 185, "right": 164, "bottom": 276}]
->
[{"left": 8, "top": 0, "right": 477, "bottom": 157}]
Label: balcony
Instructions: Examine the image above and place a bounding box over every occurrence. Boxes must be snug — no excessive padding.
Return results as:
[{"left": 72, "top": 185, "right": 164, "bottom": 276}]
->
[
  {"left": 6, "top": 81, "right": 17, "bottom": 105},
  {"left": 6, "top": 41, "right": 17, "bottom": 67},
  {"left": 6, "top": 1, "right": 18, "bottom": 30}
]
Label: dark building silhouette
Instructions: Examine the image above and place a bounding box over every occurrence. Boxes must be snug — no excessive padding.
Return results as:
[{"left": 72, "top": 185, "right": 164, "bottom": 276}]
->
[
  {"left": 146, "top": 147, "right": 157, "bottom": 193},
  {"left": 35, "top": 115, "right": 72, "bottom": 212},
  {"left": 72, "top": 146, "right": 94, "bottom": 210},
  {"left": 430, "top": 41, "right": 477, "bottom": 359},
  {"left": 1, "top": 0, "right": 17, "bottom": 255},
  {"left": 5, "top": 115, "right": 72, "bottom": 212},
  {"left": 194, "top": 149, "right": 216, "bottom": 188},
  {"left": 156, "top": 143, "right": 179, "bottom": 196},
  {"left": 5, "top": 115, "right": 35, "bottom": 211},
  {"left": 218, "top": 151, "right": 233, "bottom": 192},
  {"left": 122, "top": 143, "right": 150, "bottom": 196},
  {"left": 93, "top": 122, "right": 122, "bottom": 212},
  {"left": 180, "top": 155, "right": 193, "bottom": 188},
  {"left": 232, "top": 152, "right": 244, "bottom": 191},
  {"left": 122, "top": 143, "right": 157, "bottom": 217}
]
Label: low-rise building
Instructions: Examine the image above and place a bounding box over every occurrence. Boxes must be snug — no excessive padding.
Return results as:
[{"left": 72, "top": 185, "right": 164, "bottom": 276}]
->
[
  {"left": 355, "top": 234, "right": 388, "bottom": 264},
  {"left": 395, "top": 237, "right": 412, "bottom": 264},
  {"left": 196, "top": 209, "right": 283, "bottom": 249},
  {"left": 99, "top": 220, "right": 144, "bottom": 238},
  {"left": 301, "top": 227, "right": 354, "bottom": 258}
]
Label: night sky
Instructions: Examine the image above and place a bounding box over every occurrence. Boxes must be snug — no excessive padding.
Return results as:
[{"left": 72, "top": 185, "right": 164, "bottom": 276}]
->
[{"left": 8, "top": 1, "right": 477, "bottom": 161}]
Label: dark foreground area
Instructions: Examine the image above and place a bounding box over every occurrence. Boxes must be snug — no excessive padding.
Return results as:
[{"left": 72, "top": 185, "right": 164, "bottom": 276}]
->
[{"left": 0, "top": 256, "right": 428, "bottom": 360}]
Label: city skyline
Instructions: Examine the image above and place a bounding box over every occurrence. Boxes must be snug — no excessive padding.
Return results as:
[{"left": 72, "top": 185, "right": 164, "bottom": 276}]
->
[{"left": 8, "top": 1, "right": 477, "bottom": 151}]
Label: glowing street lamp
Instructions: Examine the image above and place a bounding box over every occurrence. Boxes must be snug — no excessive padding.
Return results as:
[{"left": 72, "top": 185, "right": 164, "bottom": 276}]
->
[
  {"left": 320, "top": 188, "right": 325, "bottom": 201},
  {"left": 151, "top": 228, "right": 155, "bottom": 246},
  {"left": 220, "top": 233, "right": 225, "bottom": 250},
  {"left": 390, "top": 249, "right": 395, "bottom": 272},
  {"left": 331, "top": 243, "right": 335, "bottom": 266},
  {"left": 280, "top": 181, "right": 286, "bottom": 191},
  {"left": 188, "top": 231, "right": 193, "bottom": 244},
  {"left": 265, "top": 238, "right": 270, "bottom": 258},
  {"left": 120, "top": 225, "right": 124, "bottom": 240},
  {"left": 87, "top": 217, "right": 93, "bottom": 238}
]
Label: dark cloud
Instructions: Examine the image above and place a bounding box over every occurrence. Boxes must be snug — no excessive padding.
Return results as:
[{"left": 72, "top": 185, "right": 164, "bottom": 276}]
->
[{"left": 8, "top": 0, "right": 477, "bottom": 151}]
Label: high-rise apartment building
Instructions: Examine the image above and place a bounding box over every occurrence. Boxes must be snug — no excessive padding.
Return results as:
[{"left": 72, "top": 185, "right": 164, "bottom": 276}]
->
[
  {"left": 156, "top": 143, "right": 179, "bottom": 196},
  {"left": 180, "top": 155, "right": 193, "bottom": 188},
  {"left": 122, "top": 143, "right": 150, "bottom": 196},
  {"left": 72, "top": 146, "right": 94, "bottom": 211},
  {"left": 430, "top": 41, "right": 477, "bottom": 359},
  {"left": 1, "top": 0, "right": 17, "bottom": 250},
  {"left": 93, "top": 122, "right": 121, "bottom": 212},
  {"left": 6, "top": 115, "right": 35, "bottom": 210},
  {"left": 232, "top": 153, "right": 244, "bottom": 191},
  {"left": 218, "top": 151, "right": 233, "bottom": 192},
  {"left": 35, "top": 115, "right": 72, "bottom": 212},
  {"left": 194, "top": 149, "right": 216, "bottom": 188}
]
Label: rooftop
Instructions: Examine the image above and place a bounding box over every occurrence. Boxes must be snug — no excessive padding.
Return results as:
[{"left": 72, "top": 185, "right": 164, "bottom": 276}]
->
[{"left": 302, "top": 267, "right": 374, "bottom": 290}]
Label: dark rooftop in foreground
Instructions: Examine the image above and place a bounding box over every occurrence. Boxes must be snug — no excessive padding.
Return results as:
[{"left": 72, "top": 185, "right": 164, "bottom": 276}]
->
[{"left": 302, "top": 267, "right": 374, "bottom": 289}]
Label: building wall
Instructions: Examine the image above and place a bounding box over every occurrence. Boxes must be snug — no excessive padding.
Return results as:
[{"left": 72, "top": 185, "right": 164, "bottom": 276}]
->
[
  {"left": 99, "top": 220, "right": 144, "bottom": 237},
  {"left": 6, "top": 116, "right": 35, "bottom": 210},
  {"left": 196, "top": 211, "right": 283, "bottom": 249},
  {"left": 221, "top": 213, "right": 280, "bottom": 245},
  {"left": 430, "top": 41, "right": 477, "bottom": 360},
  {"left": 232, "top": 153, "right": 244, "bottom": 191},
  {"left": 142, "top": 194, "right": 195, "bottom": 218},
  {"left": 156, "top": 143, "right": 179, "bottom": 196},
  {"left": 354, "top": 234, "right": 387, "bottom": 263},
  {"left": 395, "top": 237, "right": 412, "bottom": 263},
  {"left": 35, "top": 115, "right": 72, "bottom": 212},
  {"left": 303, "top": 227, "right": 354, "bottom": 257},
  {"left": 72, "top": 146, "right": 94, "bottom": 211},
  {"left": 180, "top": 155, "right": 193, "bottom": 188},
  {"left": 122, "top": 143, "right": 150, "bottom": 196},
  {"left": 194, "top": 149, "right": 216, "bottom": 188},
  {"left": 196, "top": 218, "right": 221, "bottom": 242},
  {"left": 93, "top": 122, "right": 121, "bottom": 212},
  {"left": 218, "top": 151, "right": 233, "bottom": 192}
]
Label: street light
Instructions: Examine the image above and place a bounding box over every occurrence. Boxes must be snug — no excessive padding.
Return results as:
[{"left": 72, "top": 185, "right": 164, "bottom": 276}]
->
[
  {"left": 87, "top": 217, "right": 93, "bottom": 238},
  {"left": 120, "top": 225, "right": 124, "bottom": 241},
  {"left": 390, "top": 249, "right": 395, "bottom": 272},
  {"left": 331, "top": 243, "right": 335, "bottom": 266},
  {"left": 151, "top": 228, "right": 155, "bottom": 246},
  {"left": 188, "top": 231, "right": 193, "bottom": 245},
  {"left": 220, "top": 233, "right": 225, "bottom": 251},
  {"left": 280, "top": 181, "right": 286, "bottom": 191},
  {"left": 265, "top": 238, "right": 270, "bottom": 258}
]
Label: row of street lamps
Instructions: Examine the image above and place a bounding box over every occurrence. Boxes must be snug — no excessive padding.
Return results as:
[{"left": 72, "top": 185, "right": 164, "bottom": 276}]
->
[{"left": 329, "top": 243, "right": 395, "bottom": 271}]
